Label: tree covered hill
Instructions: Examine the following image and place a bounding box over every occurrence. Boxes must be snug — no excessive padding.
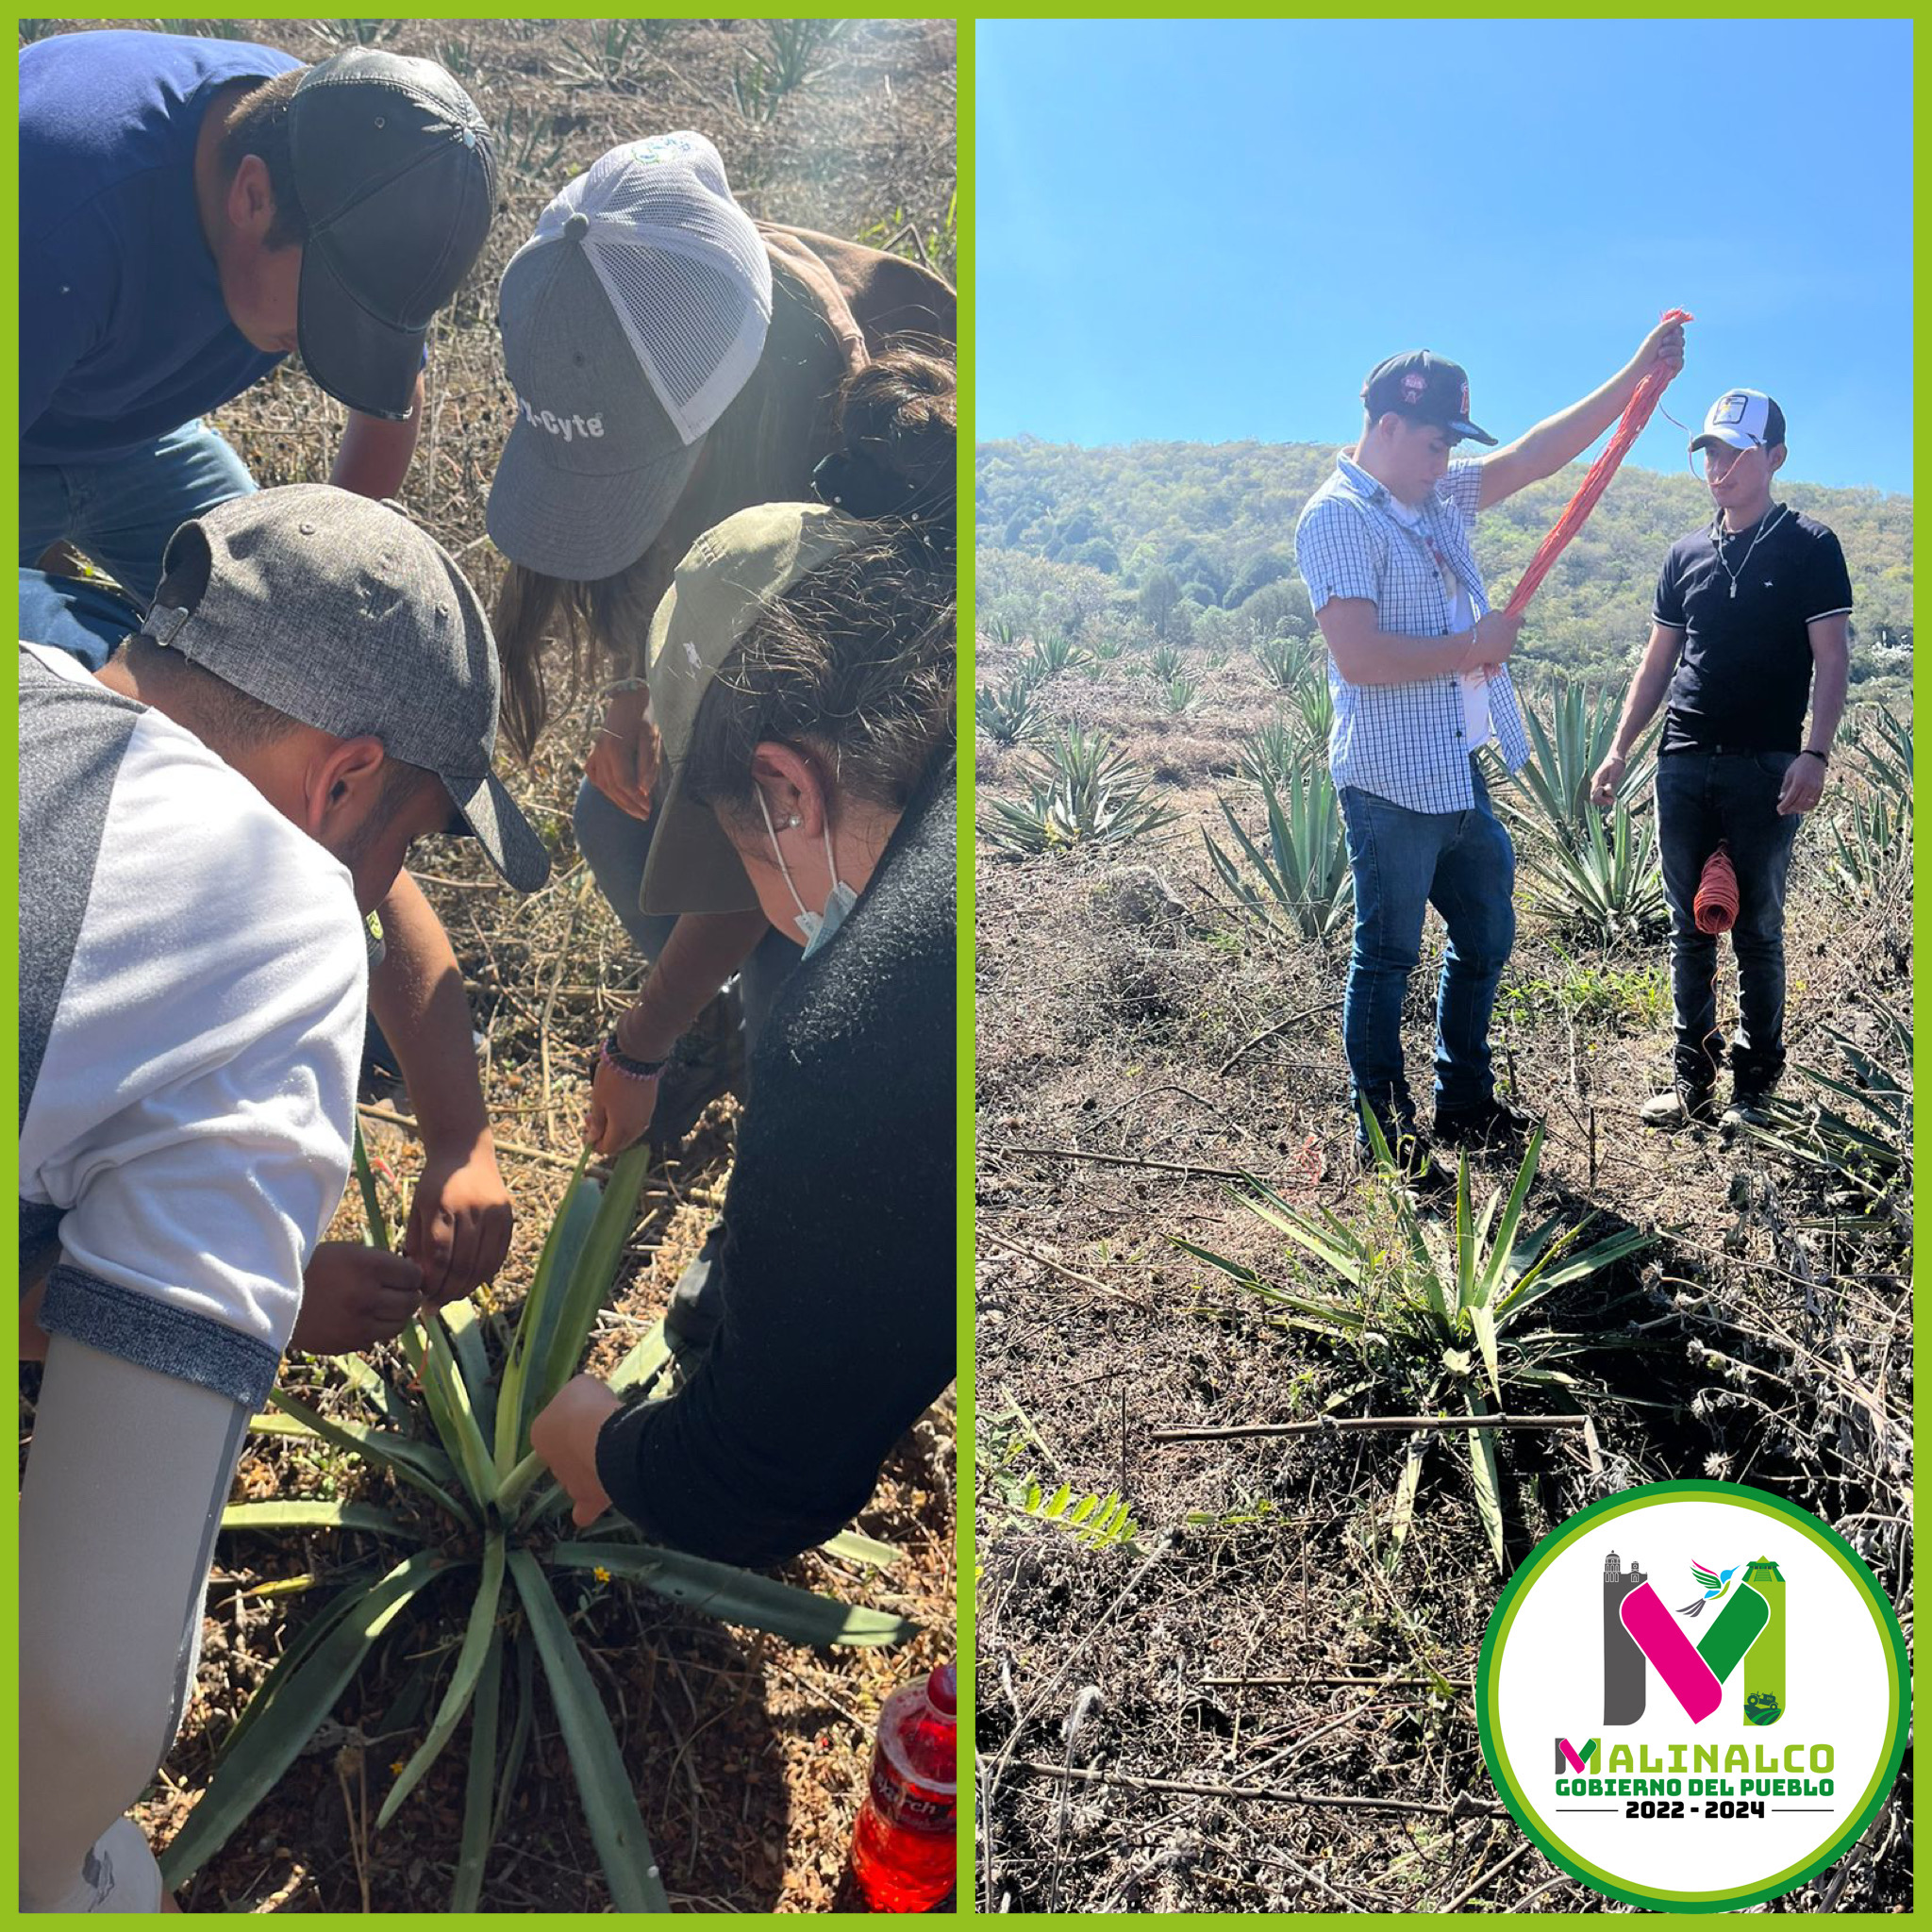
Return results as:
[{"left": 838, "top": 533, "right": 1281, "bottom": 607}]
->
[{"left": 976, "top": 436, "right": 1912, "bottom": 689}]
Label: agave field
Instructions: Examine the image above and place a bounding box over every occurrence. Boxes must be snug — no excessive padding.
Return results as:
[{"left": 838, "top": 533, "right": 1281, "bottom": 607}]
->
[
  {"left": 974, "top": 590, "right": 1911, "bottom": 1911},
  {"left": 19, "top": 12, "right": 957, "bottom": 1913}
]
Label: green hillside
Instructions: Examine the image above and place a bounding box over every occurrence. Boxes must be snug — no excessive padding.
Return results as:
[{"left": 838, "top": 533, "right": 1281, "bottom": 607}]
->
[{"left": 976, "top": 437, "right": 1912, "bottom": 691}]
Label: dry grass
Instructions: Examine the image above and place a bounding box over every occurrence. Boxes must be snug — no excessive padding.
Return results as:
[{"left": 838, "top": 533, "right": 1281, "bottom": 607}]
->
[
  {"left": 973, "top": 625, "right": 1911, "bottom": 1912},
  {"left": 27, "top": 14, "right": 956, "bottom": 1913}
]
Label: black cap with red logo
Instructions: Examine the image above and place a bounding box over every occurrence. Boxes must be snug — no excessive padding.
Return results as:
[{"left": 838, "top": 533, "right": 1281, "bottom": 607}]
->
[{"left": 1361, "top": 350, "right": 1496, "bottom": 446}]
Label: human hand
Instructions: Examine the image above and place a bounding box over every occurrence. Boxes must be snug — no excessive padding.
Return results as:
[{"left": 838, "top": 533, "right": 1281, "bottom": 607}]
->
[
  {"left": 530, "top": 1374, "right": 623, "bottom": 1528},
  {"left": 292, "top": 1242, "right": 426, "bottom": 1354},
  {"left": 405, "top": 1140, "right": 512, "bottom": 1304},
  {"left": 1633, "top": 314, "right": 1688, "bottom": 383},
  {"left": 1471, "top": 608, "right": 1524, "bottom": 676},
  {"left": 1590, "top": 752, "right": 1629, "bottom": 811},
  {"left": 584, "top": 1050, "right": 660, "bottom": 1158},
  {"left": 583, "top": 686, "right": 660, "bottom": 821},
  {"left": 1777, "top": 752, "right": 1826, "bottom": 816}
]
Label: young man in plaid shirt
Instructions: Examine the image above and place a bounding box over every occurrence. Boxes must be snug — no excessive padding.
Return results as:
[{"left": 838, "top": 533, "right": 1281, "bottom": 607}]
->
[{"left": 1295, "top": 319, "right": 1686, "bottom": 1180}]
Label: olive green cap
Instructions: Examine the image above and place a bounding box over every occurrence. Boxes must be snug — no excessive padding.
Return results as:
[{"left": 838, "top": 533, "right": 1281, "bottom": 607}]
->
[{"left": 639, "top": 502, "right": 868, "bottom": 917}]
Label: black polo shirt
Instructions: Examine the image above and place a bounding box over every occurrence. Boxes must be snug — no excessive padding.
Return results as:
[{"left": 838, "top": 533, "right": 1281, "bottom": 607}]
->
[{"left": 1654, "top": 505, "right": 1853, "bottom": 754}]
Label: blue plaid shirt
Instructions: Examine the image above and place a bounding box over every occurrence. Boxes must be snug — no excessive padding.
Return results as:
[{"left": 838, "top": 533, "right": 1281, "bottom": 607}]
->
[{"left": 1295, "top": 452, "right": 1531, "bottom": 813}]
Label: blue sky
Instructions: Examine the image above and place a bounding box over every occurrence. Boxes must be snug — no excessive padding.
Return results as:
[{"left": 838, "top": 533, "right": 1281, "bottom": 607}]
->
[{"left": 977, "top": 20, "right": 1913, "bottom": 493}]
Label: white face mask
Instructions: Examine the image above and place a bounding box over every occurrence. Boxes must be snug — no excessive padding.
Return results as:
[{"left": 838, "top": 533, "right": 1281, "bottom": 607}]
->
[{"left": 758, "top": 791, "right": 858, "bottom": 960}]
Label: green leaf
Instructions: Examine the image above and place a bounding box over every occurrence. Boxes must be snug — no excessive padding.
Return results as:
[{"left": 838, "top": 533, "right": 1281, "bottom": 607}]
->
[
  {"left": 551, "top": 1541, "right": 918, "bottom": 1648},
  {"left": 335, "top": 1347, "right": 408, "bottom": 1428},
  {"left": 351, "top": 1121, "right": 391, "bottom": 1252},
  {"left": 266, "top": 1390, "right": 473, "bottom": 1525},
  {"left": 1469, "top": 1301, "right": 1503, "bottom": 1405},
  {"left": 1384, "top": 1432, "right": 1427, "bottom": 1574},
  {"left": 533, "top": 1141, "right": 654, "bottom": 1423},
  {"left": 508, "top": 1551, "right": 669, "bottom": 1911},
  {"left": 494, "top": 1149, "right": 597, "bottom": 1473},
  {"left": 1463, "top": 1392, "right": 1506, "bottom": 1574},
  {"left": 159, "top": 1551, "right": 446, "bottom": 1887},
  {"left": 442, "top": 1291, "right": 498, "bottom": 1442},
  {"left": 220, "top": 1500, "right": 420, "bottom": 1539},
  {"left": 207, "top": 1573, "right": 375, "bottom": 1772},
  {"left": 1476, "top": 1124, "right": 1544, "bottom": 1307},
  {"left": 379, "top": 1534, "right": 507, "bottom": 1827},
  {"left": 410, "top": 1308, "right": 499, "bottom": 1508},
  {"left": 493, "top": 1634, "right": 536, "bottom": 1841},
  {"left": 819, "top": 1529, "right": 900, "bottom": 1570},
  {"left": 608, "top": 1318, "right": 675, "bottom": 1398},
  {"left": 449, "top": 1627, "right": 504, "bottom": 1912}
]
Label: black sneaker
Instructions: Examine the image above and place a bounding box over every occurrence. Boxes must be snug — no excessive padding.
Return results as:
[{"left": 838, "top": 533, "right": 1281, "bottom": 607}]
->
[
  {"left": 1722, "top": 1085, "right": 1776, "bottom": 1128},
  {"left": 649, "top": 985, "right": 746, "bottom": 1151},
  {"left": 1641, "top": 1081, "right": 1715, "bottom": 1130},
  {"left": 1434, "top": 1094, "right": 1539, "bottom": 1149},
  {"left": 1357, "top": 1122, "right": 1453, "bottom": 1194}
]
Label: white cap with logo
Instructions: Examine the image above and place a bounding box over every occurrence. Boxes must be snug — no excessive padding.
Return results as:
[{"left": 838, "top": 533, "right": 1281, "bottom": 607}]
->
[
  {"left": 1690, "top": 389, "right": 1787, "bottom": 455},
  {"left": 487, "top": 134, "right": 774, "bottom": 580}
]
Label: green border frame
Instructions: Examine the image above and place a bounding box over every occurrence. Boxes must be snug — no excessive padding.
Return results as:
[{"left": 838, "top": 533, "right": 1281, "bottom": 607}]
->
[{"left": 1477, "top": 1480, "right": 1910, "bottom": 1913}]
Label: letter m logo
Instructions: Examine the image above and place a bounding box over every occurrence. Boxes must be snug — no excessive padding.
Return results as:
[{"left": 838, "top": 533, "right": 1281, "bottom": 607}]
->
[{"left": 1554, "top": 1737, "right": 1599, "bottom": 1774}]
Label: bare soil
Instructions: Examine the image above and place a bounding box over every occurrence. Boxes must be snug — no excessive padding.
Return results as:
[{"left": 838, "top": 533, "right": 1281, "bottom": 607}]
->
[
  {"left": 30, "top": 14, "right": 957, "bottom": 1914},
  {"left": 973, "top": 634, "right": 1911, "bottom": 1912}
]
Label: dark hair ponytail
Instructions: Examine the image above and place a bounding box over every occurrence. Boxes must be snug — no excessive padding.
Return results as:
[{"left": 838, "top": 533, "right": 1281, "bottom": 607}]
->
[
  {"left": 681, "top": 346, "right": 957, "bottom": 822},
  {"left": 810, "top": 345, "right": 956, "bottom": 549}
]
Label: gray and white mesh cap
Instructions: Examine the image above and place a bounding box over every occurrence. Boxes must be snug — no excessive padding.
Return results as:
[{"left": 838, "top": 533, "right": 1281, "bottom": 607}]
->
[
  {"left": 486, "top": 133, "right": 774, "bottom": 581},
  {"left": 144, "top": 484, "right": 550, "bottom": 892}
]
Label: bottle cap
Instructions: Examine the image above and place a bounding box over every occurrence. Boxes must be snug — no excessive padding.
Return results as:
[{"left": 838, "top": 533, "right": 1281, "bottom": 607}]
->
[{"left": 927, "top": 1662, "right": 957, "bottom": 1717}]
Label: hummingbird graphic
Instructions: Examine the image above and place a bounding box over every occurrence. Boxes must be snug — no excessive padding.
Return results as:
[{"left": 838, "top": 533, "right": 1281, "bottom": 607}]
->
[{"left": 1677, "top": 1560, "right": 1740, "bottom": 1617}]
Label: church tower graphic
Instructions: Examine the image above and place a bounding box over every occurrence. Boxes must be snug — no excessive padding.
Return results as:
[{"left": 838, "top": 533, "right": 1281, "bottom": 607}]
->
[{"left": 1603, "top": 1551, "right": 1647, "bottom": 1724}]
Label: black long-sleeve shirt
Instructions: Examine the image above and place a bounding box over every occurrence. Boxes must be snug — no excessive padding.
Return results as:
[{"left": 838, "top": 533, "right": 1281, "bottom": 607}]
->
[{"left": 596, "top": 763, "right": 956, "bottom": 1566}]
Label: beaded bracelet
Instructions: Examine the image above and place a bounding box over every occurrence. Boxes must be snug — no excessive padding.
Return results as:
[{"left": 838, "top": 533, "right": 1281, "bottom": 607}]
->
[
  {"left": 1798, "top": 748, "right": 1828, "bottom": 765},
  {"left": 600, "top": 675, "right": 649, "bottom": 698},
  {"left": 594, "top": 1034, "right": 669, "bottom": 1082}
]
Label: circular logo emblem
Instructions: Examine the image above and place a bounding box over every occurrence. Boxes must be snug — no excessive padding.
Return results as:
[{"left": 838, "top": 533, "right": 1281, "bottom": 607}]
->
[{"left": 1478, "top": 1482, "right": 1907, "bottom": 1912}]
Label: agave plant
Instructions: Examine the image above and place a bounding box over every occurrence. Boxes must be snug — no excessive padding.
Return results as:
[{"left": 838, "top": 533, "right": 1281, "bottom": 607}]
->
[
  {"left": 1293, "top": 667, "right": 1335, "bottom": 749},
  {"left": 1175, "top": 1121, "right": 1651, "bottom": 1570},
  {"left": 1021, "top": 631, "right": 1086, "bottom": 680},
  {"left": 1160, "top": 674, "right": 1200, "bottom": 716},
  {"left": 1840, "top": 707, "right": 1913, "bottom": 809},
  {"left": 1254, "top": 631, "right": 1311, "bottom": 691},
  {"left": 979, "top": 727, "right": 1180, "bottom": 858},
  {"left": 975, "top": 675, "right": 1044, "bottom": 747},
  {"left": 1518, "top": 798, "right": 1668, "bottom": 942},
  {"left": 1823, "top": 791, "right": 1910, "bottom": 903},
  {"left": 1503, "top": 679, "right": 1656, "bottom": 852},
  {"left": 1145, "top": 641, "right": 1185, "bottom": 683},
  {"left": 1203, "top": 756, "right": 1353, "bottom": 945},
  {"left": 163, "top": 1131, "right": 912, "bottom": 1908},
  {"left": 1238, "top": 715, "right": 1301, "bottom": 790},
  {"left": 1735, "top": 1003, "right": 1912, "bottom": 1204}
]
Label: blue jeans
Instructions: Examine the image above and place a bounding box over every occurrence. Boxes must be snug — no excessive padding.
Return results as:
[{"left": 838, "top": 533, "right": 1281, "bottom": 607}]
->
[
  {"left": 1339, "top": 762, "right": 1516, "bottom": 1137},
  {"left": 572, "top": 777, "right": 797, "bottom": 1057},
  {"left": 21, "top": 419, "right": 257, "bottom": 614},
  {"left": 1655, "top": 750, "right": 1801, "bottom": 1090},
  {"left": 17, "top": 569, "right": 144, "bottom": 670}
]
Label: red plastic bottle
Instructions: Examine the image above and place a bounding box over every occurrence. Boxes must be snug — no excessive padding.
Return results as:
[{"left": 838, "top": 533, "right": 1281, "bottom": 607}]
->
[{"left": 850, "top": 1662, "right": 957, "bottom": 1911}]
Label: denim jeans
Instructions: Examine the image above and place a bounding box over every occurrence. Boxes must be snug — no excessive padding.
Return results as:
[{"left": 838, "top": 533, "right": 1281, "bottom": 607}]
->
[
  {"left": 1338, "top": 760, "right": 1516, "bottom": 1137},
  {"left": 17, "top": 569, "right": 144, "bottom": 670},
  {"left": 21, "top": 419, "right": 257, "bottom": 614},
  {"left": 1655, "top": 749, "right": 1801, "bottom": 1090},
  {"left": 572, "top": 777, "right": 798, "bottom": 1057}
]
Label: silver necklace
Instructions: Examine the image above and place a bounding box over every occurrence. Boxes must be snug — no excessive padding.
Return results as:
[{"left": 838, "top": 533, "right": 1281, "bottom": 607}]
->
[{"left": 1711, "top": 502, "right": 1788, "bottom": 600}]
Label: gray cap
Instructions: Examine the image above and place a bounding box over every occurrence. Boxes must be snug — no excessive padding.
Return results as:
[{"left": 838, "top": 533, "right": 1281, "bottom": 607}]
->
[
  {"left": 486, "top": 136, "right": 772, "bottom": 581},
  {"left": 144, "top": 484, "right": 550, "bottom": 892}
]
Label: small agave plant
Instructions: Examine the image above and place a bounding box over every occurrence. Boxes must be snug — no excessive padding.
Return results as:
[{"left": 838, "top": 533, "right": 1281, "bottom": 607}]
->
[{"left": 162, "top": 1130, "right": 912, "bottom": 1909}]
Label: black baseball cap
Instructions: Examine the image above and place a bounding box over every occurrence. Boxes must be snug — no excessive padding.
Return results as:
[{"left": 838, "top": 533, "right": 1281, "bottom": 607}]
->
[
  {"left": 1361, "top": 350, "right": 1497, "bottom": 446},
  {"left": 288, "top": 47, "right": 498, "bottom": 419}
]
